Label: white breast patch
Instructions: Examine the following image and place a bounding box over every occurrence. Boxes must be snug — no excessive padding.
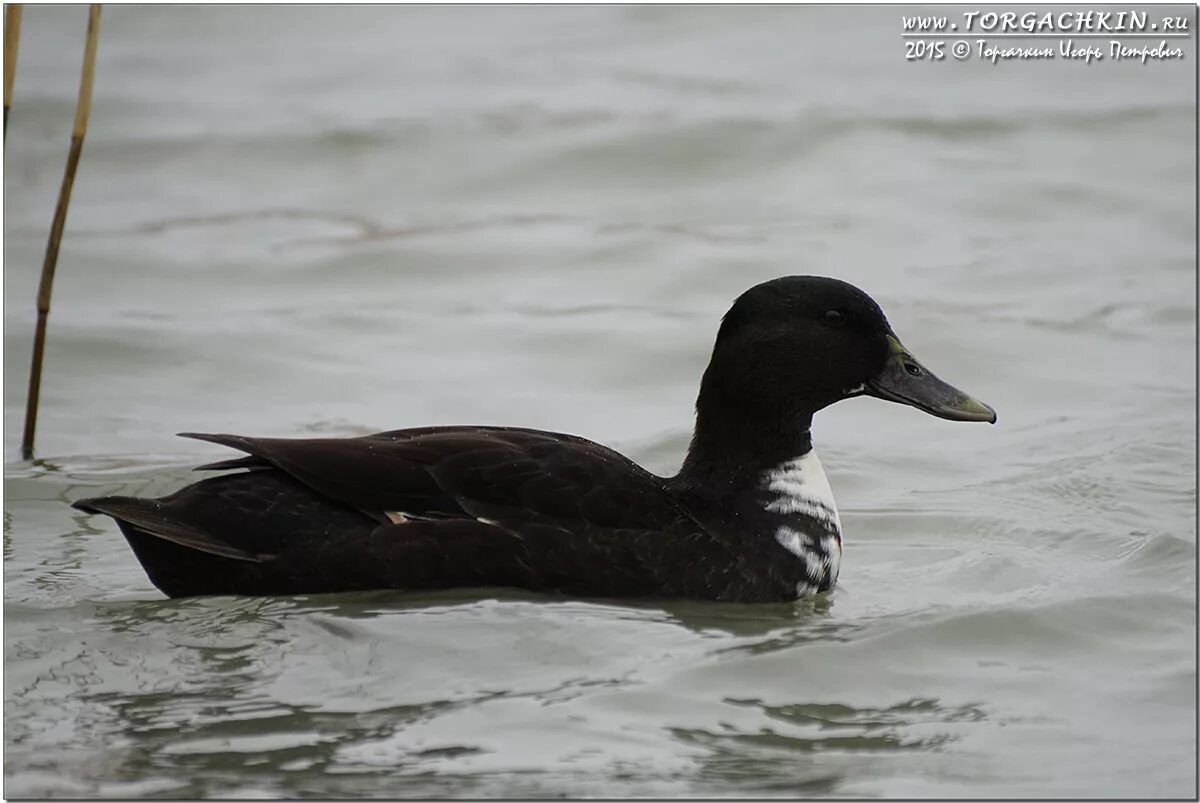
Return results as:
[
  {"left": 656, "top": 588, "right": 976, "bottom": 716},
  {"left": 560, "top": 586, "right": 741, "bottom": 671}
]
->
[
  {"left": 763, "top": 450, "right": 843, "bottom": 598},
  {"left": 762, "top": 450, "right": 841, "bottom": 532}
]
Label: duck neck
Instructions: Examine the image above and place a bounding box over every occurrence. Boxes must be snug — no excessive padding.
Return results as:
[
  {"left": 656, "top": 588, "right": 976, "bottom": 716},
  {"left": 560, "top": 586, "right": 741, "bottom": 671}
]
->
[{"left": 671, "top": 404, "right": 815, "bottom": 500}]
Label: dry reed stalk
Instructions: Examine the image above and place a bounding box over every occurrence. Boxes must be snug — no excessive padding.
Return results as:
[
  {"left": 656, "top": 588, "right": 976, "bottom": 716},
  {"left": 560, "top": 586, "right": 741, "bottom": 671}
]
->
[
  {"left": 4, "top": 4, "right": 22, "bottom": 139},
  {"left": 21, "top": 4, "right": 101, "bottom": 460}
]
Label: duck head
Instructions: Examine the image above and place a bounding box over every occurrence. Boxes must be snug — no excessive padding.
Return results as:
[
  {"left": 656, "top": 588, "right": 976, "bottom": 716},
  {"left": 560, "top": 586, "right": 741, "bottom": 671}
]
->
[{"left": 681, "top": 276, "right": 995, "bottom": 484}]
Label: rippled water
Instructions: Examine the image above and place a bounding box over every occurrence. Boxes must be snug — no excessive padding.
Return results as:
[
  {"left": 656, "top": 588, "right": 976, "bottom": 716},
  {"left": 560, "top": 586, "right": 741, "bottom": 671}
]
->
[{"left": 4, "top": 5, "right": 1196, "bottom": 798}]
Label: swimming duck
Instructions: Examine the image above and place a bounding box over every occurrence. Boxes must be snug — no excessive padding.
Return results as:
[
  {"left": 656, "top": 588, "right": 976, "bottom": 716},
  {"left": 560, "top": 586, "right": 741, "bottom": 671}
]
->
[{"left": 73, "top": 276, "right": 995, "bottom": 602}]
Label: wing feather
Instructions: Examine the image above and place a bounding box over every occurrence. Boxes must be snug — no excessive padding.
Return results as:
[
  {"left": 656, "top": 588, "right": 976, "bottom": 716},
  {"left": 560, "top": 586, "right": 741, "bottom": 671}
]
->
[{"left": 177, "top": 427, "right": 689, "bottom": 532}]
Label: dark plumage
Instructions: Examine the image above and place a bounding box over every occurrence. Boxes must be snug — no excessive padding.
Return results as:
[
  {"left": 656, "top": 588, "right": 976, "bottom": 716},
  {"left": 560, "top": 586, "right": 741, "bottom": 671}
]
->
[{"left": 74, "top": 276, "right": 995, "bottom": 602}]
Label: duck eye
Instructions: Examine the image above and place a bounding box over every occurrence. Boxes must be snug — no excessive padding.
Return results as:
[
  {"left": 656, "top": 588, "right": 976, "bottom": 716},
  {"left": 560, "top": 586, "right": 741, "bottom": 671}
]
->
[
  {"left": 823, "top": 310, "right": 845, "bottom": 326},
  {"left": 904, "top": 362, "right": 923, "bottom": 377}
]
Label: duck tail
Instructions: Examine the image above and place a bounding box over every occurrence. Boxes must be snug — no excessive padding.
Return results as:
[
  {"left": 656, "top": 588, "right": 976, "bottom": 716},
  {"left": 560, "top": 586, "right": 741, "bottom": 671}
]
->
[{"left": 72, "top": 496, "right": 262, "bottom": 563}]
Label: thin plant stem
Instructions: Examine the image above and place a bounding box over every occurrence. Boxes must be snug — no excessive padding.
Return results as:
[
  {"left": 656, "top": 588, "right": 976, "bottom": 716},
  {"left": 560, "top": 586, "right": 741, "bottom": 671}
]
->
[
  {"left": 22, "top": 4, "right": 101, "bottom": 460},
  {"left": 4, "top": 4, "right": 22, "bottom": 140}
]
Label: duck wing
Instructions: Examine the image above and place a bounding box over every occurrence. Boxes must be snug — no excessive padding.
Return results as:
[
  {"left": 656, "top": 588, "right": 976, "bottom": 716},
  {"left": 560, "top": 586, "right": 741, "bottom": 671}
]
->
[{"left": 178, "top": 426, "right": 685, "bottom": 531}]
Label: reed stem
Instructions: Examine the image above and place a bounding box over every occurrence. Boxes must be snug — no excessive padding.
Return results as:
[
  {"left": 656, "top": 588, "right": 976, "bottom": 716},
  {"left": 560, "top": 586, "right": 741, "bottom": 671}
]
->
[
  {"left": 4, "top": 4, "right": 22, "bottom": 140},
  {"left": 22, "top": 4, "right": 101, "bottom": 460}
]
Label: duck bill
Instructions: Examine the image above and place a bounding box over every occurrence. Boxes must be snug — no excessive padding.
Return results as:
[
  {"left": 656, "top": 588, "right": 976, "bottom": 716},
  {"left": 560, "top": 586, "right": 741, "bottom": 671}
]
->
[{"left": 865, "top": 335, "right": 997, "bottom": 424}]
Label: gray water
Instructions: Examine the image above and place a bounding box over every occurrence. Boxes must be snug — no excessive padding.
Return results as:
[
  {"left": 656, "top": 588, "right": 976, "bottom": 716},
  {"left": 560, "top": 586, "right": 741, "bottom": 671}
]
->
[{"left": 4, "top": 5, "right": 1196, "bottom": 798}]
